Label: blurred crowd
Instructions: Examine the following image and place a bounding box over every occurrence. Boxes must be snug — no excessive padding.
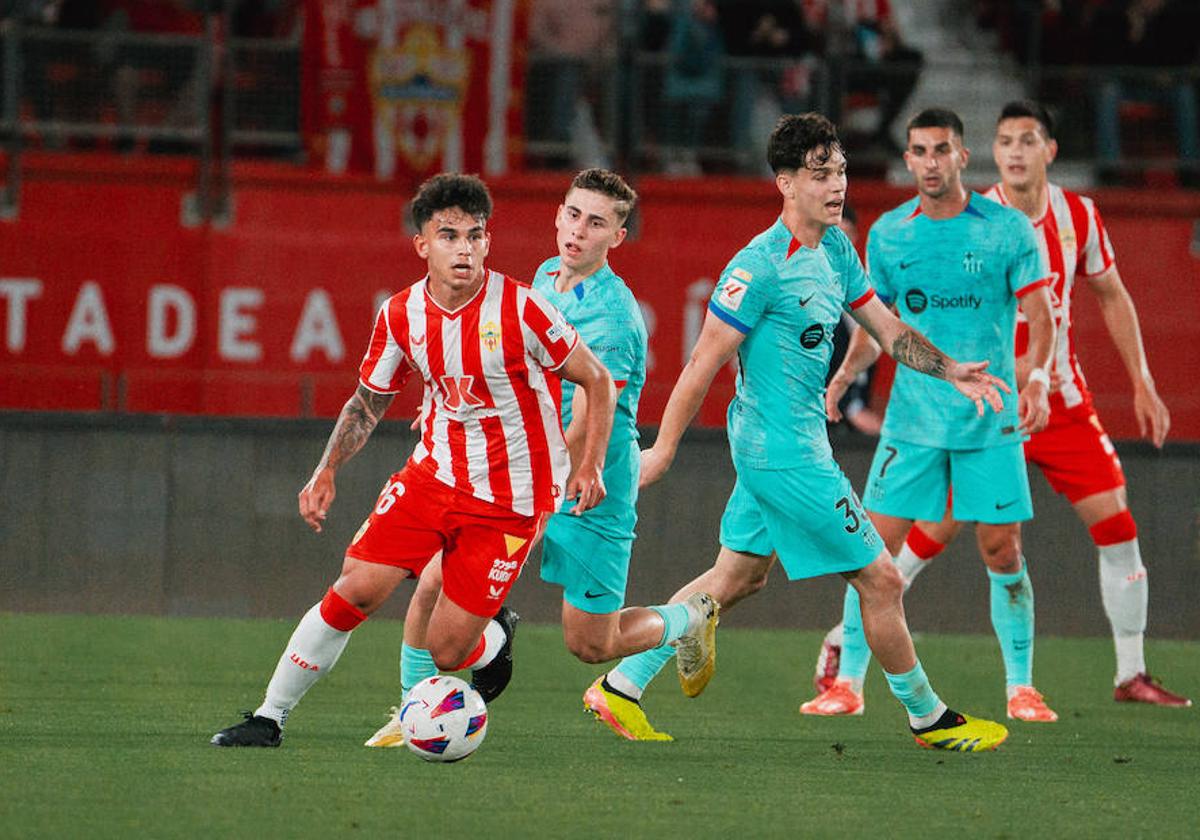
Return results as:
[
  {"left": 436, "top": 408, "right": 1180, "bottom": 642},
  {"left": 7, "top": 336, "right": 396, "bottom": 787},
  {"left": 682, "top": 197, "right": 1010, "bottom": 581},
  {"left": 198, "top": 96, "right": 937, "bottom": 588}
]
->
[
  {"left": 0, "top": 1, "right": 299, "bottom": 37},
  {"left": 530, "top": 0, "right": 924, "bottom": 174},
  {"left": 978, "top": 0, "right": 1198, "bottom": 176},
  {"left": 3, "top": 0, "right": 1196, "bottom": 179}
]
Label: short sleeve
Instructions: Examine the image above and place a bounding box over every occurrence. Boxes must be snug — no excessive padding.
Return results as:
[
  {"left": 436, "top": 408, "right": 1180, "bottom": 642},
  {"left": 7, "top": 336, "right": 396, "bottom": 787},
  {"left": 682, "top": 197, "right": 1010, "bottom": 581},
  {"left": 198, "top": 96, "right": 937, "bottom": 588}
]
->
[
  {"left": 1008, "top": 214, "right": 1052, "bottom": 298},
  {"left": 522, "top": 286, "right": 579, "bottom": 370},
  {"left": 830, "top": 228, "right": 875, "bottom": 312},
  {"left": 708, "top": 250, "right": 772, "bottom": 334},
  {"left": 865, "top": 226, "right": 895, "bottom": 305},
  {"left": 1079, "top": 199, "right": 1116, "bottom": 278},
  {"left": 358, "top": 299, "right": 413, "bottom": 394}
]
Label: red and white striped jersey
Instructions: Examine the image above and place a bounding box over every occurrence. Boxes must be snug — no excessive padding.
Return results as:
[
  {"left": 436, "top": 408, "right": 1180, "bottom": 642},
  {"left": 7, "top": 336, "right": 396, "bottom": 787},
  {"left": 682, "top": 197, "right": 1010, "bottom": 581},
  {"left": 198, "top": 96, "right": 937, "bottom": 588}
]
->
[
  {"left": 358, "top": 269, "right": 580, "bottom": 516},
  {"left": 984, "top": 182, "right": 1116, "bottom": 411}
]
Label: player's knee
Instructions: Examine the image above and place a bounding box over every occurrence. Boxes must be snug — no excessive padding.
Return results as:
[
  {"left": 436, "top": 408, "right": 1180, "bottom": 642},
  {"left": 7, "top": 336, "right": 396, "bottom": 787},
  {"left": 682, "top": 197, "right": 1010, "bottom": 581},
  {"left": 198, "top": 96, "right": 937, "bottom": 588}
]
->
[
  {"left": 565, "top": 637, "right": 612, "bottom": 664},
  {"left": 979, "top": 538, "right": 1021, "bottom": 573},
  {"left": 427, "top": 639, "right": 469, "bottom": 671},
  {"left": 721, "top": 567, "right": 768, "bottom": 604},
  {"left": 875, "top": 562, "right": 906, "bottom": 602},
  {"left": 858, "top": 559, "right": 904, "bottom": 606}
]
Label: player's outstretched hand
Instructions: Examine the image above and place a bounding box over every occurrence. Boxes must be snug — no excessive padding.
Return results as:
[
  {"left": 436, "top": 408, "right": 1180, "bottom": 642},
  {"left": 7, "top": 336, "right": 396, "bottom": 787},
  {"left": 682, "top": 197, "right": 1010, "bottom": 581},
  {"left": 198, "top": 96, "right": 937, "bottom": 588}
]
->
[
  {"left": 638, "top": 445, "right": 673, "bottom": 489},
  {"left": 566, "top": 461, "right": 606, "bottom": 515},
  {"left": 824, "top": 371, "right": 853, "bottom": 423},
  {"left": 299, "top": 467, "right": 336, "bottom": 532},
  {"left": 948, "top": 360, "right": 1010, "bottom": 416},
  {"left": 1133, "top": 380, "right": 1170, "bottom": 448},
  {"left": 1018, "top": 379, "right": 1051, "bottom": 434}
]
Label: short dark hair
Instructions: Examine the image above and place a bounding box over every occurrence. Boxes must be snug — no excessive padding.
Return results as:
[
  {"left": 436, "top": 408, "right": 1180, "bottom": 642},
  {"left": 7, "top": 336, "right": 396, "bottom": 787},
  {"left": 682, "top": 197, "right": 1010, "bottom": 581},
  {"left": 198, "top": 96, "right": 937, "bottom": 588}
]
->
[
  {"left": 906, "top": 107, "right": 965, "bottom": 141},
  {"left": 767, "top": 113, "right": 844, "bottom": 174},
  {"left": 841, "top": 203, "right": 858, "bottom": 225},
  {"left": 998, "top": 100, "right": 1055, "bottom": 139},
  {"left": 569, "top": 168, "right": 638, "bottom": 223},
  {"left": 410, "top": 173, "right": 493, "bottom": 230}
]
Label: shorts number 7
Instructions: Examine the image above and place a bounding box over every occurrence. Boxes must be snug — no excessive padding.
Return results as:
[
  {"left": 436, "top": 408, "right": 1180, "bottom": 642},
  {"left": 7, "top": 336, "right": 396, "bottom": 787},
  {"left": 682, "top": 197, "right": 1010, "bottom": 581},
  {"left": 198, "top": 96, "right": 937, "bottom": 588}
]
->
[{"left": 879, "top": 445, "right": 898, "bottom": 478}]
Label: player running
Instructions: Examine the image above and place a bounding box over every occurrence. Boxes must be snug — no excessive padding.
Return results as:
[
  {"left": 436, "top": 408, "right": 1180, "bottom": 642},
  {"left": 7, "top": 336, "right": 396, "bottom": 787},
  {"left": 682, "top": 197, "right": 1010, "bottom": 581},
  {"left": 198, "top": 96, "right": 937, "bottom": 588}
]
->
[
  {"left": 363, "top": 169, "right": 718, "bottom": 748},
  {"left": 589, "top": 112, "right": 1013, "bottom": 751},
  {"left": 810, "top": 101, "right": 1189, "bottom": 709},
  {"left": 800, "top": 107, "right": 1059, "bottom": 723},
  {"left": 211, "top": 174, "right": 618, "bottom": 747}
]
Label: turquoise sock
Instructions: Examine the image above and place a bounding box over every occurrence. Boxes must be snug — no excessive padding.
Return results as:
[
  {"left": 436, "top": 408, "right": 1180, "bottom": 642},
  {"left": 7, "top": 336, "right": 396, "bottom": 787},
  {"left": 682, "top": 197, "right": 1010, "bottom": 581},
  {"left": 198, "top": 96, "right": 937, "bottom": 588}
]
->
[
  {"left": 400, "top": 643, "right": 437, "bottom": 701},
  {"left": 614, "top": 644, "right": 675, "bottom": 693},
  {"left": 988, "top": 561, "right": 1035, "bottom": 688},
  {"left": 883, "top": 660, "right": 941, "bottom": 719},
  {"left": 649, "top": 602, "right": 692, "bottom": 646},
  {"left": 839, "top": 585, "right": 873, "bottom": 683}
]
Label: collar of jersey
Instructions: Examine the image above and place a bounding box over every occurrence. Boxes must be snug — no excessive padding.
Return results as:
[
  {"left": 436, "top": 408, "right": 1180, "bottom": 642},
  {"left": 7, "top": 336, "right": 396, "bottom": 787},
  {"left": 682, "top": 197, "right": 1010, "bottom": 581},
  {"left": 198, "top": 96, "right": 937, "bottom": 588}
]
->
[
  {"left": 773, "top": 217, "right": 812, "bottom": 260},
  {"left": 546, "top": 260, "right": 613, "bottom": 299},
  {"left": 422, "top": 270, "right": 489, "bottom": 318}
]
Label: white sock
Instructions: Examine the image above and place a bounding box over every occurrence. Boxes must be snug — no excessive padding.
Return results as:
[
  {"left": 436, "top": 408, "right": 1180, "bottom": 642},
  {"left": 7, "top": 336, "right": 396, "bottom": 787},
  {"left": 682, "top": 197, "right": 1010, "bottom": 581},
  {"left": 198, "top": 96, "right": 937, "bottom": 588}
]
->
[
  {"left": 893, "top": 543, "right": 928, "bottom": 591},
  {"left": 910, "top": 700, "right": 948, "bottom": 730},
  {"left": 606, "top": 669, "right": 643, "bottom": 701},
  {"left": 469, "top": 619, "right": 507, "bottom": 671},
  {"left": 1098, "top": 539, "right": 1148, "bottom": 684},
  {"left": 255, "top": 603, "right": 353, "bottom": 726}
]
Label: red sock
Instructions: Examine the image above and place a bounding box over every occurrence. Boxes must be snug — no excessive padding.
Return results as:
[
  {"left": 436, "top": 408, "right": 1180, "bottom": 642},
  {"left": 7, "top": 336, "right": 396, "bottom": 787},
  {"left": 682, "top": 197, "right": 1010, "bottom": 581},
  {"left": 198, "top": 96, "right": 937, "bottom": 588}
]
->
[
  {"left": 906, "top": 525, "right": 946, "bottom": 560},
  {"left": 1089, "top": 510, "right": 1137, "bottom": 547},
  {"left": 319, "top": 588, "right": 367, "bottom": 632},
  {"left": 452, "top": 635, "right": 487, "bottom": 671}
]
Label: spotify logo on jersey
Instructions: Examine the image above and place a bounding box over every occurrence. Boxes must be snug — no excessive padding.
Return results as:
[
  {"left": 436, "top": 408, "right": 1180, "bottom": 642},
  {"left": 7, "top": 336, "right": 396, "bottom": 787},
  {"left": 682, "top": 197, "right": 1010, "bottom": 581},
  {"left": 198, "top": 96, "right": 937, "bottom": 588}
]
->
[
  {"left": 800, "top": 324, "right": 825, "bottom": 349},
  {"left": 905, "top": 288, "right": 928, "bottom": 313}
]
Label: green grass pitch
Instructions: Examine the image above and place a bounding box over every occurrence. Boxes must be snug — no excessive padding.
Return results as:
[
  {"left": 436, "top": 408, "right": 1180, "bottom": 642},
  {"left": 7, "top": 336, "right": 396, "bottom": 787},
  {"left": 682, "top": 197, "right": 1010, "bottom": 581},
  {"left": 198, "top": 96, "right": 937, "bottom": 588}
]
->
[{"left": 2, "top": 612, "right": 1197, "bottom": 839}]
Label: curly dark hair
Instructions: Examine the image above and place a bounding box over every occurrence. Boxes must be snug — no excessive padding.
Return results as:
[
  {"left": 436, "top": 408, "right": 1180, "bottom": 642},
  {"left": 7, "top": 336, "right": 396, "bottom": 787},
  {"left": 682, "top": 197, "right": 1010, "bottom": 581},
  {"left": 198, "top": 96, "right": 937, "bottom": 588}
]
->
[
  {"left": 410, "top": 173, "right": 493, "bottom": 229},
  {"left": 569, "top": 168, "right": 638, "bottom": 223},
  {"left": 998, "top": 100, "right": 1055, "bottom": 139},
  {"left": 767, "top": 113, "right": 844, "bottom": 174},
  {"left": 905, "top": 107, "right": 965, "bottom": 142}
]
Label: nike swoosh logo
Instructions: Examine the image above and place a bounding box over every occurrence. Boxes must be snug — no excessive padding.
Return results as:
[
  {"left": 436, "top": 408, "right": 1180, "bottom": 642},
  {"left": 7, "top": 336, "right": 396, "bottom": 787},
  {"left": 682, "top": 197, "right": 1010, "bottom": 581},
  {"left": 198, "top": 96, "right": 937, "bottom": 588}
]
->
[
  {"left": 798, "top": 294, "right": 815, "bottom": 306},
  {"left": 899, "top": 260, "right": 915, "bottom": 270},
  {"left": 995, "top": 500, "right": 1018, "bottom": 510},
  {"left": 583, "top": 590, "right": 605, "bottom": 599}
]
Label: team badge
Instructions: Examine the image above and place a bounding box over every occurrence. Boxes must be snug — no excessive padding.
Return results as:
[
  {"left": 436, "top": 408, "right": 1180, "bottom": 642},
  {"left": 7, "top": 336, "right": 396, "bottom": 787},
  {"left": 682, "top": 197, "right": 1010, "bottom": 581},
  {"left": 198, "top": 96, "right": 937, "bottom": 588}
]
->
[{"left": 480, "top": 320, "right": 500, "bottom": 352}]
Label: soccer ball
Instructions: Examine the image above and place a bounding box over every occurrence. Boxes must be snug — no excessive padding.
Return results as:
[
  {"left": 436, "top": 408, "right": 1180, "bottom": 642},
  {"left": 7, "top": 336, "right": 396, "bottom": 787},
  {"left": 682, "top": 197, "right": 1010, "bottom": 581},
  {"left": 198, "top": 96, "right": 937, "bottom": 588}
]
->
[{"left": 401, "top": 675, "right": 488, "bottom": 762}]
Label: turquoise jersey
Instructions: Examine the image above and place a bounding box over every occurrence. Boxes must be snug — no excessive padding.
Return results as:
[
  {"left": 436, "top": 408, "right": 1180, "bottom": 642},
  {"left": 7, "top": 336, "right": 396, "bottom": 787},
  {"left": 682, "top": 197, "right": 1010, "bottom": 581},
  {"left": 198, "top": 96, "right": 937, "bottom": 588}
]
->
[
  {"left": 708, "top": 219, "right": 875, "bottom": 469},
  {"left": 533, "top": 257, "right": 647, "bottom": 534},
  {"left": 867, "top": 192, "right": 1049, "bottom": 450}
]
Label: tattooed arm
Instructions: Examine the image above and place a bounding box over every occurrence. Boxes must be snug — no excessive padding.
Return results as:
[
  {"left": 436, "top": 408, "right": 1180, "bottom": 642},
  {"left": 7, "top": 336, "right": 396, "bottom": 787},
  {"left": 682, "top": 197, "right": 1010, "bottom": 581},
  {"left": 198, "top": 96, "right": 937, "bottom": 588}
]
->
[
  {"left": 889, "top": 327, "right": 949, "bottom": 378},
  {"left": 849, "top": 294, "right": 1009, "bottom": 417},
  {"left": 299, "top": 384, "right": 396, "bottom": 533}
]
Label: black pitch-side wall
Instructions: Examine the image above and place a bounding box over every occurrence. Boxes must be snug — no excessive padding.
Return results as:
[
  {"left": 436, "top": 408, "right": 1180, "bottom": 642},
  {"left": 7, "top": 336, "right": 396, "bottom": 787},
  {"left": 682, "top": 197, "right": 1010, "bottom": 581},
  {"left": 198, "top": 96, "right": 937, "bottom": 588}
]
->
[{"left": 2, "top": 414, "right": 1197, "bottom": 639}]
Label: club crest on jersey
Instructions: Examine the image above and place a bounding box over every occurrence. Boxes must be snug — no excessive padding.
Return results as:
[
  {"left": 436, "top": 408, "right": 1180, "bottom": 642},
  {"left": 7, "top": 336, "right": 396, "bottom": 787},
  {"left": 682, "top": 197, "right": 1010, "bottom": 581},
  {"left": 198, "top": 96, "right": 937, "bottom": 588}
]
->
[
  {"left": 962, "top": 252, "right": 984, "bottom": 274},
  {"left": 480, "top": 320, "right": 500, "bottom": 352}
]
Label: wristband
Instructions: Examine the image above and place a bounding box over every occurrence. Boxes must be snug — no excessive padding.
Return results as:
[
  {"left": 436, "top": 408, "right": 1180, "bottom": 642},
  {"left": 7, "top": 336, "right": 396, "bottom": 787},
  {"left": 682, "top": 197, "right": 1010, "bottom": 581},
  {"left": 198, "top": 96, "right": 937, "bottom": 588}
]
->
[{"left": 1027, "top": 367, "right": 1050, "bottom": 389}]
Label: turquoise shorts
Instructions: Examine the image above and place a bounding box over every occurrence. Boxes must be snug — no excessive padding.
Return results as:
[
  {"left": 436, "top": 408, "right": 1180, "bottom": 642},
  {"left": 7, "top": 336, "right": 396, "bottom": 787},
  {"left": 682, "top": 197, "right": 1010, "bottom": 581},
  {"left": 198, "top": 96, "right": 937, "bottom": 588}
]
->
[
  {"left": 539, "top": 514, "right": 632, "bottom": 614},
  {"left": 863, "top": 437, "right": 1033, "bottom": 524},
  {"left": 720, "top": 456, "right": 883, "bottom": 580}
]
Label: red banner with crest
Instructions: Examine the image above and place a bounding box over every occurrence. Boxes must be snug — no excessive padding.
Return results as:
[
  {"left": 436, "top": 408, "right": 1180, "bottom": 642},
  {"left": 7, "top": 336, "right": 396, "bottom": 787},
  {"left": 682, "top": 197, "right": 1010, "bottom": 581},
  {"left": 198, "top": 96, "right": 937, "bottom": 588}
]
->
[{"left": 301, "top": 0, "right": 528, "bottom": 181}]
